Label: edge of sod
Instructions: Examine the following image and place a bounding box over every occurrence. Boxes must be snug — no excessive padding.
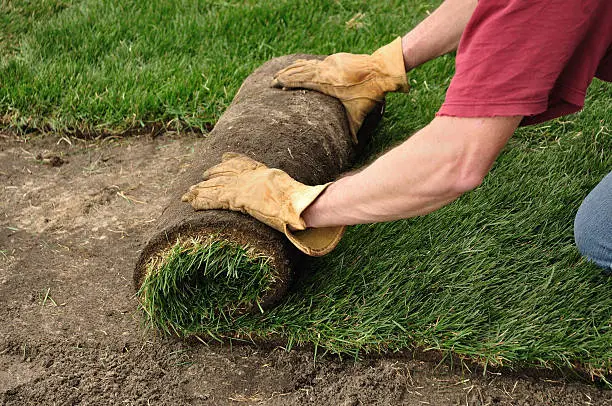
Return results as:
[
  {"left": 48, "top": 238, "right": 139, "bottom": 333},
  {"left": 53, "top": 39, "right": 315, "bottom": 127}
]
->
[{"left": 137, "top": 236, "right": 279, "bottom": 336}]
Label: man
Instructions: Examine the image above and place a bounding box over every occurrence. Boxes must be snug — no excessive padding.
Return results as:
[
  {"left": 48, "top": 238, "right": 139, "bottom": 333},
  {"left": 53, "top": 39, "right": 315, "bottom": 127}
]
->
[{"left": 183, "top": 0, "right": 611, "bottom": 270}]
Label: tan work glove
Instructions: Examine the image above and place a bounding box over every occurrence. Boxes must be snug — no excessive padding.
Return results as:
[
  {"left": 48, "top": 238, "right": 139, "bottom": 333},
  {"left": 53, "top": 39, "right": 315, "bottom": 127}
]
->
[
  {"left": 272, "top": 37, "right": 409, "bottom": 142},
  {"left": 181, "top": 152, "right": 345, "bottom": 256}
]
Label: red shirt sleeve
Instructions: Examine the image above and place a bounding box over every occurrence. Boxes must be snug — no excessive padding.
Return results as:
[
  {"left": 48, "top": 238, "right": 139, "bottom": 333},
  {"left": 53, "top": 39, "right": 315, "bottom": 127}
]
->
[{"left": 437, "top": 0, "right": 612, "bottom": 126}]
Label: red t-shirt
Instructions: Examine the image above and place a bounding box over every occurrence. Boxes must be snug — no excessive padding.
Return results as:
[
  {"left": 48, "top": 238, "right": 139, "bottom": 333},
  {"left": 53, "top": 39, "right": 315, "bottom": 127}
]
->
[{"left": 437, "top": 0, "right": 612, "bottom": 126}]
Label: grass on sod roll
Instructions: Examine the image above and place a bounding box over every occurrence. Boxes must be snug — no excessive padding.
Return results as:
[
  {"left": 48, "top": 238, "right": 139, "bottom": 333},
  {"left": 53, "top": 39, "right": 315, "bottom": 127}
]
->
[
  {"left": 138, "top": 237, "right": 278, "bottom": 335},
  {"left": 2, "top": 0, "right": 612, "bottom": 381}
]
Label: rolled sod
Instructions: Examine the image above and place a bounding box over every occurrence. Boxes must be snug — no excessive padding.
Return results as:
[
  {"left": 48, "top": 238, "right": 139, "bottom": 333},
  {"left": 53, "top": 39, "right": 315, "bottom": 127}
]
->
[{"left": 134, "top": 55, "right": 382, "bottom": 333}]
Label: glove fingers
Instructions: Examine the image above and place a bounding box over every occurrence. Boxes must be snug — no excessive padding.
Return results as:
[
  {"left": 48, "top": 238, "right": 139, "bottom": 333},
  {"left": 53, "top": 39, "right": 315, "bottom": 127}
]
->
[
  {"left": 273, "top": 74, "right": 323, "bottom": 93},
  {"left": 272, "top": 63, "right": 324, "bottom": 91},
  {"left": 221, "top": 151, "right": 248, "bottom": 161},
  {"left": 273, "top": 59, "right": 315, "bottom": 79},
  {"left": 181, "top": 179, "right": 229, "bottom": 210},
  {"left": 221, "top": 153, "right": 264, "bottom": 168},
  {"left": 203, "top": 154, "right": 265, "bottom": 179},
  {"left": 191, "top": 195, "right": 229, "bottom": 211}
]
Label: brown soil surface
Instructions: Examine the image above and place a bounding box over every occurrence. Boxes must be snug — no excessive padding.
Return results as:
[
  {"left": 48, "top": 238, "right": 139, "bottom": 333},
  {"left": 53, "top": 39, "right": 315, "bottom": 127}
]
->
[{"left": 1, "top": 132, "right": 610, "bottom": 406}]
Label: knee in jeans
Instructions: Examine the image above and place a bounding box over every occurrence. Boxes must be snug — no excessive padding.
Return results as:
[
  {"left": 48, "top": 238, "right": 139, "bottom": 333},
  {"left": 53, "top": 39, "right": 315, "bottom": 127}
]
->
[
  {"left": 573, "top": 172, "right": 612, "bottom": 271},
  {"left": 574, "top": 197, "right": 611, "bottom": 271},
  {"left": 574, "top": 207, "right": 593, "bottom": 258}
]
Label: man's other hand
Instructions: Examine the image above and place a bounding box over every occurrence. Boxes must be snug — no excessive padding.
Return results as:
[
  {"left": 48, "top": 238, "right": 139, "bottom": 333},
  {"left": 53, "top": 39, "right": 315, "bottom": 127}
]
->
[{"left": 272, "top": 37, "right": 409, "bottom": 142}]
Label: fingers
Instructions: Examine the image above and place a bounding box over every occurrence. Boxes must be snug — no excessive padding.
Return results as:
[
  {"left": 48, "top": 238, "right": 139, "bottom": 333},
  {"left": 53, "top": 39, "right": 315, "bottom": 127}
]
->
[
  {"left": 273, "top": 59, "right": 312, "bottom": 80},
  {"left": 272, "top": 60, "right": 321, "bottom": 90},
  {"left": 270, "top": 78, "right": 283, "bottom": 89},
  {"left": 181, "top": 179, "right": 228, "bottom": 211},
  {"left": 181, "top": 190, "right": 194, "bottom": 203},
  {"left": 202, "top": 153, "right": 266, "bottom": 180},
  {"left": 183, "top": 152, "right": 268, "bottom": 211},
  {"left": 221, "top": 151, "right": 247, "bottom": 161}
]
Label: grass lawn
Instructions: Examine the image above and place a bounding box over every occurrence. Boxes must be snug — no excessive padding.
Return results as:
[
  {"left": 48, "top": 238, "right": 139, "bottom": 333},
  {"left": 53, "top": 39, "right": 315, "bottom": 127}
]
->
[{"left": 2, "top": 0, "right": 611, "bottom": 380}]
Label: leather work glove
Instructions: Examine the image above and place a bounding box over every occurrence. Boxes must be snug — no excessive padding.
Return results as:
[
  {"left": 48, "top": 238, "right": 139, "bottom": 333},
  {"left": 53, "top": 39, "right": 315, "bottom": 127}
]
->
[
  {"left": 181, "top": 152, "right": 345, "bottom": 256},
  {"left": 272, "top": 37, "right": 409, "bottom": 142}
]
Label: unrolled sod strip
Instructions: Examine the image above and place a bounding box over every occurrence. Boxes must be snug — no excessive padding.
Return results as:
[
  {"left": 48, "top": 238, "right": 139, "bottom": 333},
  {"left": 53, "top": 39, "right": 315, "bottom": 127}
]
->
[{"left": 133, "top": 55, "right": 382, "bottom": 334}]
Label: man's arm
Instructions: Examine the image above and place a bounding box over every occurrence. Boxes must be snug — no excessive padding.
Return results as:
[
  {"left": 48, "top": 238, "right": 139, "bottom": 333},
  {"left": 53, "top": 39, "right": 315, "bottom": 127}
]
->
[
  {"left": 402, "top": 0, "right": 478, "bottom": 71},
  {"left": 302, "top": 116, "right": 522, "bottom": 227},
  {"left": 182, "top": 115, "right": 522, "bottom": 255}
]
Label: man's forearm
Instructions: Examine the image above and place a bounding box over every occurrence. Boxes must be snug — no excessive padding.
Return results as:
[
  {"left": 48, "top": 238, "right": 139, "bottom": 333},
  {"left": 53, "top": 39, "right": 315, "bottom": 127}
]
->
[
  {"left": 302, "top": 116, "right": 521, "bottom": 228},
  {"left": 402, "top": 0, "right": 478, "bottom": 71}
]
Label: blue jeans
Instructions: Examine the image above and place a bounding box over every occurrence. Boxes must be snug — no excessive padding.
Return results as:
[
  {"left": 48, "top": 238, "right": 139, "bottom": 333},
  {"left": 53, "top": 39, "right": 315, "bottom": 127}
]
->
[{"left": 574, "top": 171, "right": 612, "bottom": 272}]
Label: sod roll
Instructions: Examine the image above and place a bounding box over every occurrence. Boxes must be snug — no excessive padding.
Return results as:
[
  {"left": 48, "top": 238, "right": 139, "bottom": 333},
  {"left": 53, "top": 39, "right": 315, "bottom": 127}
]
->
[{"left": 134, "top": 55, "right": 382, "bottom": 332}]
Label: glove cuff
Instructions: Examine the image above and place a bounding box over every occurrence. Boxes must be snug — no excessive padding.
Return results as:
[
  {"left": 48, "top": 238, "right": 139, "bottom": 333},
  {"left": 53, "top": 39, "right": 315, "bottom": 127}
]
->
[
  {"left": 284, "top": 182, "right": 345, "bottom": 256},
  {"left": 373, "top": 37, "right": 410, "bottom": 93},
  {"left": 284, "top": 224, "right": 346, "bottom": 257}
]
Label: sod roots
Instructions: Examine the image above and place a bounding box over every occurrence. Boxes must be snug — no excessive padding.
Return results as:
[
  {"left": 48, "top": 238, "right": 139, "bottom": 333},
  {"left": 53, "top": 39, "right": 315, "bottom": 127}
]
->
[{"left": 134, "top": 55, "right": 381, "bottom": 335}]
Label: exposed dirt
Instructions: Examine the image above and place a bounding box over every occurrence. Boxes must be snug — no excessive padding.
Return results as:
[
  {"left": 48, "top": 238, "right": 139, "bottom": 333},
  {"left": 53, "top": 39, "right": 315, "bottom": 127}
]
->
[{"left": 1, "top": 132, "right": 611, "bottom": 405}]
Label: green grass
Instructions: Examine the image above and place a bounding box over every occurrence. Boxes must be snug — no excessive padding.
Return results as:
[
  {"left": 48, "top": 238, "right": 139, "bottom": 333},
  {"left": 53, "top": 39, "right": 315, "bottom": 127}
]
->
[
  {"left": 139, "top": 237, "right": 278, "bottom": 335},
  {"left": 2, "top": 0, "right": 612, "bottom": 382},
  {"left": 0, "top": 0, "right": 430, "bottom": 132}
]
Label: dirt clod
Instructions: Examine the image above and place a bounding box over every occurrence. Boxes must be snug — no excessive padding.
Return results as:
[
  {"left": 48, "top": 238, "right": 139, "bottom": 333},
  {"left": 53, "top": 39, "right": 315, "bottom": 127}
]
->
[{"left": 35, "top": 153, "right": 65, "bottom": 167}]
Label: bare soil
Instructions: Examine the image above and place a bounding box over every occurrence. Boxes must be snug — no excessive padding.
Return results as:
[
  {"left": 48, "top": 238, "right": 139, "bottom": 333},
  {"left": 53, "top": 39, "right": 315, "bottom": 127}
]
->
[{"left": 1, "top": 132, "right": 610, "bottom": 406}]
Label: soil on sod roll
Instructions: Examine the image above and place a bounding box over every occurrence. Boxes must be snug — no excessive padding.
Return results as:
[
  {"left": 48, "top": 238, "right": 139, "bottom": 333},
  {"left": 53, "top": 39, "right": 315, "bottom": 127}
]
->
[{"left": 134, "top": 55, "right": 383, "bottom": 331}]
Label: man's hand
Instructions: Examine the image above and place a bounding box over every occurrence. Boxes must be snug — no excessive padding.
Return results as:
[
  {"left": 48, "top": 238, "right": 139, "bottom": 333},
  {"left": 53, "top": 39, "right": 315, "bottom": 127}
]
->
[
  {"left": 182, "top": 153, "right": 345, "bottom": 256},
  {"left": 272, "top": 37, "right": 409, "bottom": 141}
]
